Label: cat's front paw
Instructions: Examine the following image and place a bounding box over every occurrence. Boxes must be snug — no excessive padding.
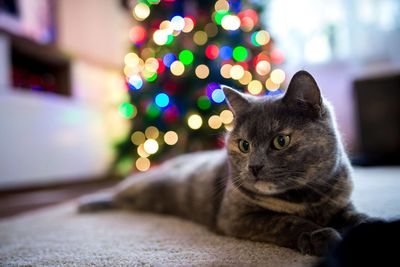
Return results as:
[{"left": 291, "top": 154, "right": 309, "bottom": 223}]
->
[{"left": 297, "top": 227, "right": 342, "bottom": 256}]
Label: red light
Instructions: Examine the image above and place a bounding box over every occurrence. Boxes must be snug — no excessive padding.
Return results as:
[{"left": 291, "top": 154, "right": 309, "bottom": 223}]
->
[
  {"left": 157, "top": 58, "right": 165, "bottom": 74},
  {"left": 238, "top": 9, "right": 258, "bottom": 26},
  {"left": 271, "top": 49, "right": 285, "bottom": 64},
  {"left": 129, "top": 26, "right": 146, "bottom": 45},
  {"left": 205, "top": 45, "right": 219, "bottom": 60}
]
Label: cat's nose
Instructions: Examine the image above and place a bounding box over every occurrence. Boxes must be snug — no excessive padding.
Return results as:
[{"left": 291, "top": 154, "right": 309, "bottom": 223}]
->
[{"left": 249, "top": 165, "right": 263, "bottom": 177}]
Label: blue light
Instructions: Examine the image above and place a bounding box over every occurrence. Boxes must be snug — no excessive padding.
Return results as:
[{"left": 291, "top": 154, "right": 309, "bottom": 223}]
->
[
  {"left": 219, "top": 46, "right": 232, "bottom": 60},
  {"left": 163, "top": 53, "right": 176, "bottom": 68},
  {"left": 128, "top": 75, "right": 143, "bottom": 90},
  {"left": 155, "top": 93, "right": 170, "bottom": 108},
  {"left": 211, "top": 89, "right": 225, "bottom": 103},
  {"left": 266, "top": 89, "right": 284, "bottom": 96}
]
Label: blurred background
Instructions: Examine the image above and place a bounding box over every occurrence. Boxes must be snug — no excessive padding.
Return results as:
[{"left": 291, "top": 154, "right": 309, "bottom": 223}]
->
[{"left": 0, "top": 0, "right": 399, "bottom": 217}]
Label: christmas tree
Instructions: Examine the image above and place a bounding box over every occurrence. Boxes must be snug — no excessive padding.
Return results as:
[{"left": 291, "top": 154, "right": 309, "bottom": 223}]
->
[{"left": 115, "top": 0, "right": 285, "bottom": 174}]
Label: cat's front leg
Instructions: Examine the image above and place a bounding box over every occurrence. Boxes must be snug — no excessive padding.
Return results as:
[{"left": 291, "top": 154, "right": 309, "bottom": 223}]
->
[{"left": 217, "top": 212, "right": 341, "bottom": 256}]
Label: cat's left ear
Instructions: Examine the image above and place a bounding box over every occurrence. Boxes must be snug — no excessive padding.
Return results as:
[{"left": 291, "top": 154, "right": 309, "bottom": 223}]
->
[
  {"left": 222, "top": 86, "right": 251, "bottom": 115},
  {"left": 283, "top": 70, "right": 322, "bottom": 113}
]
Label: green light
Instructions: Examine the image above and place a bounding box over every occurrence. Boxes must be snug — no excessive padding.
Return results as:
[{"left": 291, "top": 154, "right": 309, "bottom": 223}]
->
[
  {"left": 147, "top": 0, "right": 159, "bottom": 4},
  {"left": 251, "top": 32, "right": 260, "bottom": 46},
  {"left": 115, "top": 156, "right": 134, "bottom": 176},
  {"left": 165, "top": 35, "right": 174, "bottom": 45},
  {"left": 119, "top": 102, "right": 136, "bottom": 119},
  {"left": 197, "top": 96, "right": 211, "bottom": 110},
  {"left": 179, "top": 50, "right": 194, "bottom": 65},
  {"left": 146, "top": 103, "right": 161, "bottom": 118},
  {"left": 145, "top": 72, "right": 157, "bottom": 82},
  {"left": 214, "top": 10, "right": 229, "bottom": 25},
  {"left": 233, "top": 46, "right": 248, "bottom": 62}
]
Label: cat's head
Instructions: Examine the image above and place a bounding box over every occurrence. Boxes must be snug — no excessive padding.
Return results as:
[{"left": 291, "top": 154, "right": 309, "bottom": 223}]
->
[{"left": 224, "top": 70, "right": 343, "bottom": 198}]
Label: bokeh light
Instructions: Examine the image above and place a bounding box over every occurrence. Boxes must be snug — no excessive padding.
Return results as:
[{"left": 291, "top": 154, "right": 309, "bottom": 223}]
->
[
  {"left": 205, "top": 45, "right": 219, "bottom": 60},
  {"left": 170, "top": 61, "right": 185, "bottom": 76},
  {"left": 255, "top": 30, "right": 270, "bottom": 45},
  {"left": 193, "top": 31, "right": 208, "bottom": 45},
  {"left": 232, "top": 46, "right": 248, "bottom": 62},
  {"left": 153, "top": 29, "right": 168, "bottom": 45},
  {"left": 248, "top": 80, "right": 263, "bottom": 95},
  {"left": 230, "top": 65, "right": 245, "bottom": 80},
  {"left": 221, "top": 15, "right": 241, "bottom": 31},
  {"left": 119, "top": 102, "right": 136, "bottom": 119},
  {"left": 256, "top": 60, "right": 271, "bottom": 76},
  {"left": 129, "top": 26, "right": 146, "bottom": 45},
  {"left": 155, "top": 93, "right": 170, "bottom": 108},
  {"left": 183, "top": 17, "right": 195, "bottom": 33},
  {"left": 178, "top": 50, "right": 194, "bottom": 65},
  {"left": 131, "top": 131, "right": 145, "bottom": 145},
  {"left": 265, "top": 78, "right": 280, "bottom": 91},
  {"left": 187, "top": 114, "right": 203, "bottom": 130},
  {"left": 163, "top": 53, "right": 176, "bottom": 67},
  {"left": 143, "top": 139, "right": 159, "bottom": 154},
  {"left": 136, "top": 157, "right": 150, "bottom": 172},
  {"left": 208, "top": 115, "right": 222, "bottom": 129},
  {"left": 195, "top": 64, "right": 210, "bottom": 79},
  {"left": 239, "top": 71, "right": 252, "bottom": 85},
  {"left": 128, "top": 75, "right": 143, "bottom": 90},
  {"left": 137, "top": 144, "right": 150, "bottom": 158},
  {"left": 197, "top": 96, "right": 212, "bottom": 110},
  {"left": 270, "top": 69, "right": 286, "bottom": 84},
  {"left": 215, "top": 0, "right": 229, "bottom": 11},
  {"left": 164, "top": 131, "right": 178, "bottom": 145},
  {"left": 171, "top": 16, "right": 185, "bottom": 31},
  {"left": 220, "top": 109, "right": 234, "bottom": 124},
  {"left": 211, "top": 89, "right": 225, "bottom": 103},
  {"left": 133, "top": 3, "right": 150, "bottom": 21},
  {"left": 145, "top": 126, "right": 160, "bottom": 139},
  {"left": 220, "top": 64, "right": 232, "bottom": 78},
  {"left": 204, "top": 23, "right": 218, "bottom": 37},
  {"left": 220, "top": 46, "right": 233, "bottom": 60}
]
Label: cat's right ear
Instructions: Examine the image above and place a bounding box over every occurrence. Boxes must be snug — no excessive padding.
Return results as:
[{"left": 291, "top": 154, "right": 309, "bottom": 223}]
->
[{"left": 222, "top": 86, "right": 250, "bottom": 115}]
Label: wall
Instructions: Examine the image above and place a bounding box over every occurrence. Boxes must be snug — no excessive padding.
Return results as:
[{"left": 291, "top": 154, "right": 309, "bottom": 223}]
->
[{"left": 0, "top": 1, "right": 131, "bottom": 189}]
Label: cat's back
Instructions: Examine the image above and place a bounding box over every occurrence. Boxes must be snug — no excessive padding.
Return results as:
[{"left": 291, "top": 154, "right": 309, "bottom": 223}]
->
[{"left": 116, "top": 149, "right": 229, "bottom": 227}]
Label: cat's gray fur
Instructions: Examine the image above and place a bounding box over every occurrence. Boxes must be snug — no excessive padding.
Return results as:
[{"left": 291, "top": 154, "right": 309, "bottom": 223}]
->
[{"left": 79, "top": 71, "right": 370, "bottom": 256}]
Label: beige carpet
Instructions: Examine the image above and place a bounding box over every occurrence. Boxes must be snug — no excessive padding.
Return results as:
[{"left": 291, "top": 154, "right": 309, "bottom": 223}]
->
[{"left": 1, "top": 167, "right": 400, "bottom": 267}]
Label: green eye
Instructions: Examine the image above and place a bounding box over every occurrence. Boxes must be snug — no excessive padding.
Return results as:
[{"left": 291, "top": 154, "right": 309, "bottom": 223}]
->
[
  {"left": 272, "top": 134, "right": 290, "bottom": 150},
  {"left": 238, "top": 139, "right": 250, "bottom": 153}
]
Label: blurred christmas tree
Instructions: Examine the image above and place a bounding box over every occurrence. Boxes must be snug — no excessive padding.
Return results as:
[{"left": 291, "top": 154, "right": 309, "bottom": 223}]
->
[{"left": 115, "top": 0, "right": 286, "bottom": 174}]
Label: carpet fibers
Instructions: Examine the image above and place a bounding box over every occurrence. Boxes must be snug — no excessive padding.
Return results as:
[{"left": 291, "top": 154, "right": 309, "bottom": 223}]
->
[{"left": 1, "top": 167, "right": 399, "bottom": 267}]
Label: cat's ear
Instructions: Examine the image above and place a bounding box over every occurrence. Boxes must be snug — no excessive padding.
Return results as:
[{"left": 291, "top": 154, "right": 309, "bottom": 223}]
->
[
  {"left": 222, "top": 86, "right": 250, "bottom": 115},
  {"left": 283, "top": 70, "right": 322, "bottom": 113}
]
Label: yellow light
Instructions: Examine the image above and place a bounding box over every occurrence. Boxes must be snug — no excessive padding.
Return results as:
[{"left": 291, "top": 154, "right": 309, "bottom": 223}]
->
[
  {"left": 255, "top": 30, "right": 270, "bottom": 45},
  {"left": 248, "top": 80, "right": 263, "bottom": 95},
  {"left": 265, "top": 78, "right": 280, "bottom": 91},
  {"left": 193, "top": 31, "right": 208, "bottom": 45},
  {"left": 131, "top": 131, "right": 146, "bottom": 145},
  {"left": 195, "top": 64, "right": 210, "bottom": 79},
  {"left": 221, "top": 15, "right": 241, "bottom": 31},
  {"left": 220, "top": 64, "right": 233, "bottom": 79},
  {"left": 164, "top": 131, "right": 178, "bottom": 145},
  {"left": 141, "top": 48, "right": 155, "bottom": 59},
  {"left": 239, "top": 71, "right": 252, "bottom": 85},
  {"left": 183, "top": 17, "right": 194, "bottom": 33},
  {"left": 143, "top": 139, "right": 159, "bottom": 154},
  {"left": 153, "top": 30, "right": 168, "bottom": 46},
  {"left": 124, "top": 65, "right": 138, "bottom": 77},
  {"left": 208, "top": 115, "right": 222, "bottom": 129},
  {"left": 144, "top": 58, "right": 159, "bottom": 72},
  {"left": 136, "top": 157, "right": 150, "bottom": 172},
  {"left": 270, "top": 69, "right": 286, "bottom": 84},
  {"left": 187, "top": 114, "right": 203, "bottom": 130},
  {"left": 124, "top": 53, "right": 139, "bottom": 66},
  {"left": 160, "top": 20, "right": 173, "bottom": 35},
  {"left": 230, "top": 65, "right": 245, "bottom": 80},
  {"left": 133, "top": 3, "right": 150, "bottom": 21},
  {"left": 215, "top": 0, "right": 229, "bottom": 11},
  {"left": 224, "top": 123, "right": 234, "bottom": 132},
  {"left": 145, "top": 126, "right": 159, "bottom": 139},
  {"left": 220, "top": 110, "right": 234, "bottom": 124},
  {"left": 170, "top": 61, "right": 185, "bottom": 76},
  {"left": 204, "top": 23, "right": 218, "bottom": 37},
  {"left": 137, "top": 144, "right": 150, "bottom": 158},
  {"left": 256, "top": 60, "right": 271, "bottom": 76}
]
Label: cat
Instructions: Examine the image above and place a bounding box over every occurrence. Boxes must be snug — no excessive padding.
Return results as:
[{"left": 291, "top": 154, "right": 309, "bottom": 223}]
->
[{"left": 79, "top": 70, "right": 372, "bottom": 256}]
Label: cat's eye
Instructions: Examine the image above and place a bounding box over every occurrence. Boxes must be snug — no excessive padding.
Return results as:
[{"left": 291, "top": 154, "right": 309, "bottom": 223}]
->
[
  {"left": 238, "top": 139, "right": 250, "bottom": 153},
  {"left": 272, "top": 134, "right": 290, "bottom": 150}
]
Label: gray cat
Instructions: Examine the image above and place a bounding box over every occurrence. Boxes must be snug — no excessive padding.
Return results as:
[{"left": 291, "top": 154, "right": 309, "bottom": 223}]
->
[{"left": 79, "top": 70, "right": 371, "bottom": 256}]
